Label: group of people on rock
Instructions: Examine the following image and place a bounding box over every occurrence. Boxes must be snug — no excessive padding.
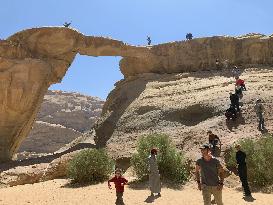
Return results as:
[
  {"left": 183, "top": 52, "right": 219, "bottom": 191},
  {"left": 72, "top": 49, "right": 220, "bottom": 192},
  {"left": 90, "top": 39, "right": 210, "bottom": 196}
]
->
[{"left": 225, "top": 66, "right": 266, "bottom": 131}]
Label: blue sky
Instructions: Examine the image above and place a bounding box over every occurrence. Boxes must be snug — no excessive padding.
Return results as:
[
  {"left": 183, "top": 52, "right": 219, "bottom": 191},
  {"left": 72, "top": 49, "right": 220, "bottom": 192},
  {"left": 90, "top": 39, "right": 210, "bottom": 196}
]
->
[{"left": 1, "top": 0, "right": 272, "bottom": 99}]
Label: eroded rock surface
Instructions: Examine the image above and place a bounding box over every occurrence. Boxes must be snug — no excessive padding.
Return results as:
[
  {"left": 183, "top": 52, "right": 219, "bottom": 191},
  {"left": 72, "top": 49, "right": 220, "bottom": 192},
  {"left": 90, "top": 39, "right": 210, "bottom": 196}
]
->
[{"left": 94, "top": 67, "right": 273, "bottom": 160}]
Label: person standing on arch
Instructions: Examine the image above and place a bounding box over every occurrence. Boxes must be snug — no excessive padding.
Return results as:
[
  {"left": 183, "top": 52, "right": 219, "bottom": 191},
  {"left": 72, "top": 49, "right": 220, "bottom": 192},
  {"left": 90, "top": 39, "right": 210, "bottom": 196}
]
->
[
  {"left": 196, "top": 144, "right": 225, "bottom": 205},
  {"left": 148, "top": 148, "right": 161, "bottom": 197}
]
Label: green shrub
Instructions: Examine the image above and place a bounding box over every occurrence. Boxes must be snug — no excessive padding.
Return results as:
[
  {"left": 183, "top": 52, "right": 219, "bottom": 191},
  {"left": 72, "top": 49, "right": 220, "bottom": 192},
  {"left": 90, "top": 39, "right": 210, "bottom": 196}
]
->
[
  {"left": 226, "top": 135, "right": 273, "bottom": 187},
  {"left": 131, "top": 133, "right": 189, "bottom": 183},
  {"left": 67, "top": 149, "right": 114, "bottom": 184}
]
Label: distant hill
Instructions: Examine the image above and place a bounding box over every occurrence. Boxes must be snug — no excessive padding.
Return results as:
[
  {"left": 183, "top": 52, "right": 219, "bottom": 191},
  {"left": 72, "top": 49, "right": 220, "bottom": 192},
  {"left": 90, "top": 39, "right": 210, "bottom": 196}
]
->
[{"left": 18, "top": 90, "right": 104, "bottom": 154}]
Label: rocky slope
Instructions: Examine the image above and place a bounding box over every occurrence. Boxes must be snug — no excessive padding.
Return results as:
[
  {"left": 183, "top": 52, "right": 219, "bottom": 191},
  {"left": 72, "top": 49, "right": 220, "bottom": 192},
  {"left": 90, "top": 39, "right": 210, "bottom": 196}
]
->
[
  {"left": 95, "top": 67, "right": 273, "bottom": 160},
  {"left": 0, "top": 26, "right": 273, "bottom": 162},
  {"left": 18, "top": 90, "right": 103, "bottom": 154}
]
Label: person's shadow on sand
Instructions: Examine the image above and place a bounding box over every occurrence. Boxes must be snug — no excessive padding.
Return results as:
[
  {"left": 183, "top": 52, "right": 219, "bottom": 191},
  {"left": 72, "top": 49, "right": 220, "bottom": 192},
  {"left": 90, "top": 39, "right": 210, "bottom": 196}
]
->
[
  {"left": 144, "top": 195, "right": 160, "bottom": 203},
  {"left": 243, "top": 195, "right": 256, "bottom": 202}
]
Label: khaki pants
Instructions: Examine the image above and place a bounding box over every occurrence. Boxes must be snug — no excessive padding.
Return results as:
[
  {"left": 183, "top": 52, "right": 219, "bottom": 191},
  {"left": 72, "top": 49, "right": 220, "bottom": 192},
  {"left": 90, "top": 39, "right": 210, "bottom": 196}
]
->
[{"left": 202, "top": 185, "right": 223, "bottom": 205}]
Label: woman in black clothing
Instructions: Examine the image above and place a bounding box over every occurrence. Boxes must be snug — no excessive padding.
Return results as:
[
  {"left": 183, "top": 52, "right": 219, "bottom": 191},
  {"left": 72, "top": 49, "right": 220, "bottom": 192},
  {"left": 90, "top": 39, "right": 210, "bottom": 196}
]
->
[{"left": 235, "top": 144, "right": 252, "bottom": 197}]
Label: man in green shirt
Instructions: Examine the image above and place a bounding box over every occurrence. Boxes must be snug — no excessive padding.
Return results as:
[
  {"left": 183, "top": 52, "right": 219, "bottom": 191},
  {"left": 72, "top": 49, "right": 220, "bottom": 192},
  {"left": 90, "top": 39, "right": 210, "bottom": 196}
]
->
[{"left": 195, "top": 144, "right": 225, "bottom": 205}]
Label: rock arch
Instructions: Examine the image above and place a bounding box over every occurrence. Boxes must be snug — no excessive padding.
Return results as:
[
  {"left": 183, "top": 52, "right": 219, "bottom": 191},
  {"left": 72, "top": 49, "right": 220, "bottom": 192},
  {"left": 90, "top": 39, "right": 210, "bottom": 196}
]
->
[{"left": 0, "top": 27, "right": 272, "bottom": 161}]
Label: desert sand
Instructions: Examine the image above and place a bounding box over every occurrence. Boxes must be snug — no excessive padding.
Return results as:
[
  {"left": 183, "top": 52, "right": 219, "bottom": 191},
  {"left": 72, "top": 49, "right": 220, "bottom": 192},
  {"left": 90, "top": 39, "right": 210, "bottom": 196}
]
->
[{"left": 0, "top": 179, "right": 272, "bottom": 205}]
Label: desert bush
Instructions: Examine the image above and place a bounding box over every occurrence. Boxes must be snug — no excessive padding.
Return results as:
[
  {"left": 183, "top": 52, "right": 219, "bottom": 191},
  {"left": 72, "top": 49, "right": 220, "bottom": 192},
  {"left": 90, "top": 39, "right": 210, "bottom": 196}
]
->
[
  {"left": 226, "top": 135, "right": 273, "bottom": 187},
  {"left": 67, "top": 149, "right": 114, "bottom": 184},
  {"left": 131, "top": 133, "right": 189, "bottom": 183}
]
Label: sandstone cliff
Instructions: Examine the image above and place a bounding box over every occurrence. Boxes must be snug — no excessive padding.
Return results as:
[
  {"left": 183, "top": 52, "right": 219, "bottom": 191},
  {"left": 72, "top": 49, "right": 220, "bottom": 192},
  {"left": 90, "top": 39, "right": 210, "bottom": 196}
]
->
[{"left": 0, "top": 27, "right": 273, "bottom": 162}]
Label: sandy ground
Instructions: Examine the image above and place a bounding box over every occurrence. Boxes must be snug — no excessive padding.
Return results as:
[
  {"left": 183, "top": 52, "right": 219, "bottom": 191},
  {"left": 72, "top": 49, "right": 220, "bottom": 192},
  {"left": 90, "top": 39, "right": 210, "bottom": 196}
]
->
[{"left": 0, "top": 179, "right": 272, "bottom": 205}]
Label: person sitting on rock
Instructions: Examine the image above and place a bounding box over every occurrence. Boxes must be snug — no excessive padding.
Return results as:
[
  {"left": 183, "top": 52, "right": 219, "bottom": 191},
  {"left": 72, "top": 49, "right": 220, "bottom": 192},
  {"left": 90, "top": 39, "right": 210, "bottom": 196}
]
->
[
  {"left": 230, "top": 92, "right": 240, "bottom": 112},
  {"left": 235, "top": 76, "right": 246, "bottom": 91},
  {"left": 225, "top": 105, "right": 237, "bottom": 121},
  {"left": 207, "top": 131, "right": 221, "bottom": 156}
]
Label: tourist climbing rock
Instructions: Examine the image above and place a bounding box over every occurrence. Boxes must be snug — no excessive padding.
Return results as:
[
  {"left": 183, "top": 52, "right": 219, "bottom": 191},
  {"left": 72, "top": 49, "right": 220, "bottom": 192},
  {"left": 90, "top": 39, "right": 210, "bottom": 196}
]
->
[
  {"left": 195, "top": 144, "right": 225, "bottom": 205},
  {"left": 148, "top": 148, "right": 161, "bottom": 197},
  {"left": 235, "top": 144, "right": 252, "bottom": 198},
  {"left": 231, "top": 66, "right": 240, "bottom": 77},
  {"left": 235, "top": 76, "right": 246, "bottom": 91},
  {"left": 230, "top": 92, "right": 240, "bottom": 112},
  {"left": 225, "top": 105, "right": 237, "bottom": 121},
  {"left": 254, "top": 99, "right": 265, "bottom": 131},
  {"left": 108, "top": 169, "right": 128, "bottom": 205},
  {"left": 207, "top": 131, "right": 221, "bottom": 156}
]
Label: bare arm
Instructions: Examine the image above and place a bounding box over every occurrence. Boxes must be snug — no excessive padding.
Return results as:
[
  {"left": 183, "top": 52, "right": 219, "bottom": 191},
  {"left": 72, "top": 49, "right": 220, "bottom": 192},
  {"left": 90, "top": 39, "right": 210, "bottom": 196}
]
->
[
  {"left": 195, "top": 164, "right": 202, "bottom": 190},
  {"left": 218, "top": 164, "right": 225, "bottom": 184},
  {"left": 195, "top": 164, "right": 201, "bottom": 183}
]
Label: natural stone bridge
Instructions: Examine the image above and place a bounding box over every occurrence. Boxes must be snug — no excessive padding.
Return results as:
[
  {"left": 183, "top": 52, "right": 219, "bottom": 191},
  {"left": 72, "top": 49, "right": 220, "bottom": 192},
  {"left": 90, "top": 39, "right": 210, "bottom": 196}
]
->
[{"left": 0, "top": 27, "right": 272, "bottom": 161}]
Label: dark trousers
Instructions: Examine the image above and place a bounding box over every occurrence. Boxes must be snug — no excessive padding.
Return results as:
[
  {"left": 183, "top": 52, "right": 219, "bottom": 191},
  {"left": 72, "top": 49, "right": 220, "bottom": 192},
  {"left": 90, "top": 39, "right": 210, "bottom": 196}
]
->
[
  {"left": 258, "top": 116, "right": 265, "bottom": 130},
  {"left": 238, "top": 165, "right": 251, "bottom": 196},
  {"left": 116, "top": 192, "right": 124, "bottom": 205}
]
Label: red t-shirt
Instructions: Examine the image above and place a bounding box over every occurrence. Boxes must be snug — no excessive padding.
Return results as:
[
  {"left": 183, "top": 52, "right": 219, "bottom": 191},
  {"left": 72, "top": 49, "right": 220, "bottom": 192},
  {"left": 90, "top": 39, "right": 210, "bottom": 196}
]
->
[
  {"left": 236, "top": 79, "right": 245, "bottom": 86},
  {"left": 108, "top": 176, "right": 128, "bottom": 192}
]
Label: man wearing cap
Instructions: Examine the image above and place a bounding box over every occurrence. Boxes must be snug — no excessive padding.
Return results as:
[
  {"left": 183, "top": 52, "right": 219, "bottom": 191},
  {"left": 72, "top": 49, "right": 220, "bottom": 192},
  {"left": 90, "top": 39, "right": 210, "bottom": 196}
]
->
[
  {"left": 195, "top": 144, "right": 225, "bottom": 205},
  {"left": 235, "top": 144, "right": 252, "bottom": 198},
  {"left": 254, "top": 99, "right": 265, "bottom": 131}
]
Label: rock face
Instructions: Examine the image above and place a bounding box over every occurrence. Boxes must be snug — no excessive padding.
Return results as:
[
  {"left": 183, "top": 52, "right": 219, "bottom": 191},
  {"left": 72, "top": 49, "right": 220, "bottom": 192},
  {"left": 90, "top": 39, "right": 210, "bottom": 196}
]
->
[
  {"left": 18, "top": 90, "right": 103, "bottom": 154},
  {"left": 94, "top": 68, "right": 273, "bottom": 160},
  {"left": 0, "top": 27, "right": 273, "bottom": 162}
]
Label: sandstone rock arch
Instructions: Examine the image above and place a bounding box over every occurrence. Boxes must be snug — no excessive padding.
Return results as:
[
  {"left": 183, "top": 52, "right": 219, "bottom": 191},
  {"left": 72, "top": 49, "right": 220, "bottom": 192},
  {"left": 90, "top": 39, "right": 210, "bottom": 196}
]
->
[{"left": 0, "top": 27, "right": 273, "bottom": 162}]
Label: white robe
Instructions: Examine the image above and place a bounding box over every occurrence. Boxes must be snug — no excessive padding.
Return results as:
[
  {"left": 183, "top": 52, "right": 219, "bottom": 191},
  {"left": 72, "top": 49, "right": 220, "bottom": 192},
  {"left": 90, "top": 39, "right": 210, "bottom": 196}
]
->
[{"left": 148, "top": 155, "right": 161, "bottom": 193}]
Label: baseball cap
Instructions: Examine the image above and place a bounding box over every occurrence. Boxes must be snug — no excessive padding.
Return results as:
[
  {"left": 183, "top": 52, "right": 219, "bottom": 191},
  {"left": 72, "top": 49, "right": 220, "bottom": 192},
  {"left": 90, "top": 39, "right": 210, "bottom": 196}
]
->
[{"left": 199, "top": 144, "right": 211, "bottom": 149}]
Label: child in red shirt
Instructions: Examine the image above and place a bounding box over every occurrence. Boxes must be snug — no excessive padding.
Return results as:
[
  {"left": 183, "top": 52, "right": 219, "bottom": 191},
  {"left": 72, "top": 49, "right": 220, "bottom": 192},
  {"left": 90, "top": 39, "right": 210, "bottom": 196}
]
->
[{"left": 108, "top": 169, "right": 128, "bottom": 205}]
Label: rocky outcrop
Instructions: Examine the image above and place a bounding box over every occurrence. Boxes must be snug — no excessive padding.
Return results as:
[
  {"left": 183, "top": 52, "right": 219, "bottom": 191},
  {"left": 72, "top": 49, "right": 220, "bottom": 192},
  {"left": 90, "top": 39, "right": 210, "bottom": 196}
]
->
[
  {"left": 94, "top": 68, "right": 273, "bottom": 160},
  {"left": 37, "top": 90, "right": 103, "bottom": 132},
  {"left": 0, "top": 27, "right": 273, "bottom": 162},
  {"left": 120, "top": 33, "right": 273, "bottom": 77}
]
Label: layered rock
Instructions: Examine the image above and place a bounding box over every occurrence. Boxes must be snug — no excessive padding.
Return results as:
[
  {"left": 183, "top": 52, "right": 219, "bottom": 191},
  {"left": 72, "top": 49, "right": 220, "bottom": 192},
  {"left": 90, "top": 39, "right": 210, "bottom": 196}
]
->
[
  {"left": 94, "top": 67, "right": 273, "bottom": 160},
  {"left": 0, "top": 27, "right": 273, "bottom": 162},
  {"left": 17, "top": 90, "right": 103, "bottom": 154},
  {"left": 121, "top": 34, "right": 273, "bottom": 77}
]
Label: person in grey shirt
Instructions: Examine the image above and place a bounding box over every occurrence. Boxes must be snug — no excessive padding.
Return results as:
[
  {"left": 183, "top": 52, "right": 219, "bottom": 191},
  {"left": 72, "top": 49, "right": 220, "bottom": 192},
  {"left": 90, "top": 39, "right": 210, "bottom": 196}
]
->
[{"left": 195, "top": 144, "right": 225, "bottom": 205}]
